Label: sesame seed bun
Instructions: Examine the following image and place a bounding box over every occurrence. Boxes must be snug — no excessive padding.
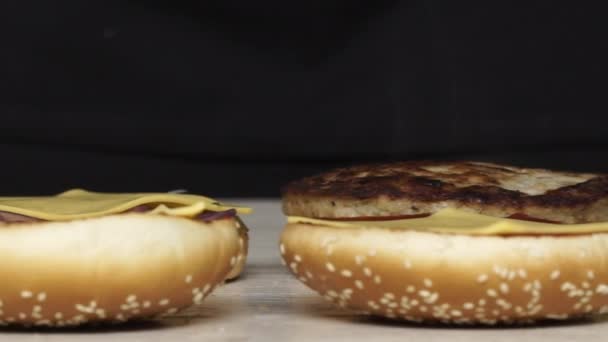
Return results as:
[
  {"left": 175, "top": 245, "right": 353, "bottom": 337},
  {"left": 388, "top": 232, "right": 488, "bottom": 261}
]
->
[
  {"left": 280, "top": 161, "right": 608, "bottom": 325},
  {"left": 0, "top": 214, "right": 244, "bottom": 327},
  {"left": 280, "top": 222, "right": 608, "bottom": 325}
]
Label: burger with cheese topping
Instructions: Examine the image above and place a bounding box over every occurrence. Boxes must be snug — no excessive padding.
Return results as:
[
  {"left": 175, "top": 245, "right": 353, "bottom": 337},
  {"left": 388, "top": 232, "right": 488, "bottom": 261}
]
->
[
  {"left": 0, "top": 189, "right": 249, "bottom": 327},
  {"left": 280, "top": 161, "right": 608, "bottom": 325}
]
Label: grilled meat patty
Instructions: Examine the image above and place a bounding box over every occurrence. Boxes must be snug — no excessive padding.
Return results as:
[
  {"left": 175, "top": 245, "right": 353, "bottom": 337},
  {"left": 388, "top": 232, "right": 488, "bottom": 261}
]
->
[{"left": 282, "top": 161, "right": 608, "bottom": 224}]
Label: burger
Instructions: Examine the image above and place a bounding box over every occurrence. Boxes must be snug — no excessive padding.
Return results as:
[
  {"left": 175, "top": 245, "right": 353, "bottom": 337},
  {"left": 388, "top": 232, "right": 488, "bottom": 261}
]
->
[
  {"left": 0, "top": 189, "right": 250, "bottom": 327},
  {"left": 280, "top": 161, "right": 608, "bottom": 325}
]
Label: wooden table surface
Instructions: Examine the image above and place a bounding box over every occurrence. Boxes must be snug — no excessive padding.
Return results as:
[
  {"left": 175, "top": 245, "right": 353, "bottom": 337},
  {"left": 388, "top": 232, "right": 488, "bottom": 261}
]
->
[{"left": 1, "top": 199, "right": 607, "bottom": 341}]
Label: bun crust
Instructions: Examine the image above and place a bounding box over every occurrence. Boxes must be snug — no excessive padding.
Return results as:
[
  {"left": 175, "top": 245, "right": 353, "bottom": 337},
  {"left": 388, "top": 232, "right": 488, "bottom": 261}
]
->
[
  {"left": 280, "top": 222, "right": 608, "bottom": 325},
  {"left": 283, "top": 161, "right": 608, "bottom": 224},
  {"left": 226, "top": 217, "right": 249, "bottom": 280},
  {"left": 0, "top": 214, "right": 242, "bottom": 327}
]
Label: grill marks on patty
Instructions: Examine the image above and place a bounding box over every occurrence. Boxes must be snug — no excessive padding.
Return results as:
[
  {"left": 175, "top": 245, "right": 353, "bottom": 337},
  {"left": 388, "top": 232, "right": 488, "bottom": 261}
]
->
[{"left": 282, "top": 161, "right": 608, "bottom": 223}]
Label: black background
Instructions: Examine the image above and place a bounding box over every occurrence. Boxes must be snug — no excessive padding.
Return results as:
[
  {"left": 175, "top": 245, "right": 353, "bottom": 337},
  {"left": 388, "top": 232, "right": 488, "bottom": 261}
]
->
[{"left": 1, "top": 1, "right": 606, "bottom": 196}]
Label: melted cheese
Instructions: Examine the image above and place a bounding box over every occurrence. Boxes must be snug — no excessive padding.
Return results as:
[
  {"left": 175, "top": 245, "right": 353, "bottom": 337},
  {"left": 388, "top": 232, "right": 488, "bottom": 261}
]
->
[
  {"left": 0, "top": 189, "right": 251, "bottom": 221},
  {"left": 287, "top": 208, "right": 608, "bottom": 235}
]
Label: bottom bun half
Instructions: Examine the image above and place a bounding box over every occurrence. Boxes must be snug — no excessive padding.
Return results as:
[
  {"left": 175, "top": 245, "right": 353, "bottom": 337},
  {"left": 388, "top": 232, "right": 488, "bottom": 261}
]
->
[
  {"left": 280, "top": 223, "right": 608, "bottom": 325},
  {"left": 0, "top": 214, "right": 243, "bottom": 327}
]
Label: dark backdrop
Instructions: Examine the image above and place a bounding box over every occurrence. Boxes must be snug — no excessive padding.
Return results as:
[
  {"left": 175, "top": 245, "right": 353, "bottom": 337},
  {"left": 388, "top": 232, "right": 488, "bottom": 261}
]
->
[{"left": 1, "top": 1, "right": 606, "bottom": 196}]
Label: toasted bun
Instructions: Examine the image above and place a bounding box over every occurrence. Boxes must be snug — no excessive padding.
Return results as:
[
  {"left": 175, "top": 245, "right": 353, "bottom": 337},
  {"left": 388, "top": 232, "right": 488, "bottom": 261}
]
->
[
  {"left": 283, "top": 161, "right": 608, "bottom": 224},
  {"left": 280, "top": 222, "right": 608, "bottom": 325},
  {"left": 0, "top": 214, "right": 243, "bottom": 327},
  {"left": 225, "top": 217, "right": 249, "bottom": 280}
]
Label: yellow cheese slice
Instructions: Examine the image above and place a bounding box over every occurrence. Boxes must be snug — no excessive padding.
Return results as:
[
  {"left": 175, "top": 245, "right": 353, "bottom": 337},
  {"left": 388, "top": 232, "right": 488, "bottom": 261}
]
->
[
  {"left": 287, "top": 208, "right": 608, "bottom": 235},
  {"left": 0, "top": 189, "right": 251, "bottom": 221}
]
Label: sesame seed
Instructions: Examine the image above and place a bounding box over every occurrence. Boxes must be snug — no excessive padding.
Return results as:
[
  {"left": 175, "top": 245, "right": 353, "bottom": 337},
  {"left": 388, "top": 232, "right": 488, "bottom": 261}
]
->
[
  {"left": 126, "top": 295, "right": 137, "bottom": 303},
  {"left": 463, "top": 302, "right": 475, "bottom": 310},
  {"left": 406, "top": 286, "right": 416, "bottom": 293},
  {"left": 290, "top": 262, "right": 298, "bottom": 272},
  {"left": 425, "top": 293, "right": 439, "bottom": 304},
  {"left": 582, "top": 281, "right": 590, "bottom": 289},
  {"left": 404, "top": 260, "right": 412, "bottom": 269},
  {"left": 496, "top": 299, "right": 512, "bottom": 310},
  {"left": 76, "top": 304, "right": 94, "bottom": 313},
  {"left": 477, "top": 274, "right": 488, "bottom": 283},
  {"left": 418, "top": 290, "right": 431, "bottom": 298},
  {"left": 374, "top": 275, "right": 382, "bottom": 284},
  {"left": 355, "top": 255, "right": 365, "bottom": 265},
  {"left": 294, "top": 254, "right": 302, "bottom": 262},
  {"left": 185, "top": 275, "right": 193, "bottom": 283},
  {"left": 159, "top": 299, "right": 170, "bottom": 306},
  {"left": 486, "top": 289, "right": 497, "bottom": 297},
  {"left": 368, "top": 249, "right": 377, "bottom": 257},
  {"left": 518, "top": 269, "right": 528, "bottom": 278},
  {"left": 327, "top": 290, "right": 339, "bottom": 298},
  {"left": 550, "top": 270, "right": 560, "bottom": 280},
  {"left": 588, "top": 270, "right": 595, "bottom": 279},
  {"left": 326, "top": 263, "right": 336, "bottom": 272},
  {"left": 451, "top": 310, "right": 462, "bottom": 317},
  {"left": 166, "top": 308, "right": 178, "bottom": 315},
  {"left": 478, "top": 299, "right": 487, "bottom": 306},
  {"left": 18, "top": 313, "right": 26, "bottom": 320},
  {"left": 230, "top": 256, "right": 237, "bottom": 266},
  {"left": 54, "top": 312, "right": 63, "bottom": 320},
  {"left": 192, "top": 287, "right": 201, "bottom": 294},
  {"left": 37, "top": 292, "right": 47, "bottom": 302},
  {"left": 341, "top": 269, "right": 353, "bottom": 278},
  {"left": 193, "top": 292, "right": 204, "bottom": 303},
  {"left": 423, "top": 279, "right": 433, "bottom": 288},
  {"left": 363, "top": 267, "right": 372, "bottom": 277},
  {"left": 355, "top": 280, "right": 365, "bottom": 289},
  {"left": 420, "top": 306, "right": 428, "bottom": 312},
  {"left": 596, "top": 284, "right": 608, "bottom": 295},
  {"left": 32, "top": 305, "right": 42, "bottom": 313},
  {"left": 306, "top": 271, "right": 314, "bottom": 279},
  {"left": 500, "top": 283, "right": 509, "bottom": 294},
  {"left": 203, "top": 284, "right": 211, "bottom": 294},
  {"left": 21, "top": 291, "right": 33, "bottom": 298},
  {"left": 384, "top": 292, "right": 395, "bottom": 300},
  {"left": 279, "top": 244, "right": 286, "bottom": 255},
  {"left": 143, "top": 301, "right": 151, "bottom": 308}
]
